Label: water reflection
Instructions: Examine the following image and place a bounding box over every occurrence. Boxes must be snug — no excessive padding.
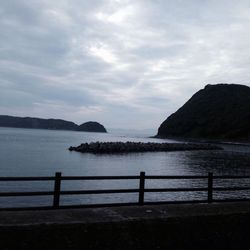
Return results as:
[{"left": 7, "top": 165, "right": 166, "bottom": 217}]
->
[
  {"left": 0, "top": 127, "right": 250, "bottom": 207},
  {"left": 173, "top": 148, "right": 250, "bottom": 175}
]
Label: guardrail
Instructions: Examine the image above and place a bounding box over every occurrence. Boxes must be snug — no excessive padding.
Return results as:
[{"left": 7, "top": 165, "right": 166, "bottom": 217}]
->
[{"left": 0, "top": 172, "right": 250, "bottom": 210}]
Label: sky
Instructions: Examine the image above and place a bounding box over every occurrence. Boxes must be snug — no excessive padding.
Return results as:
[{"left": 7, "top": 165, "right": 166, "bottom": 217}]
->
[{"left": 1, "top": 0, "right": 250, "bottom": 130}]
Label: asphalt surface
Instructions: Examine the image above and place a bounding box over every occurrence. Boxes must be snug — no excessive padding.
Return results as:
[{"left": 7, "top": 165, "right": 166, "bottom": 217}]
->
[{"left": 1, "top": 201, "right": 250, "bottom": 226}]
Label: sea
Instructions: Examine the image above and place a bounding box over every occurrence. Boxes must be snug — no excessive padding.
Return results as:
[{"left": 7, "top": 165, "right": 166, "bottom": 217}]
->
[{"left": 0, "top": 127, "right": 250, "bottom": 208}]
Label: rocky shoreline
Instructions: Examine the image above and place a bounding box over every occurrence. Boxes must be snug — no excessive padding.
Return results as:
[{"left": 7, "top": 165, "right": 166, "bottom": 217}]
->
[{"left": 68, "top": 141, "right": 222, "bottom": 154}]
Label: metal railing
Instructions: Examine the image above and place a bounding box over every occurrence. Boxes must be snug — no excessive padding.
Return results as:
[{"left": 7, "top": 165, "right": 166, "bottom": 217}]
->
[{"left": 0, "top": 172, "right": 250, "bottom": 210}]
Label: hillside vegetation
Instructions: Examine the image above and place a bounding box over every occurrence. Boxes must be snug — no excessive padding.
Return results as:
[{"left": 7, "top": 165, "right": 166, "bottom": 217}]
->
[{"left": 157, "top": 84, "right": 250, "bottom": 141}]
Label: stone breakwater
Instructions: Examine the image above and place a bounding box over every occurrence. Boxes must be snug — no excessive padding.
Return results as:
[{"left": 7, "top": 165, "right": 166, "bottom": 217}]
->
[{"left": 68, "top": 141, "right": 222, "bottom": 154}]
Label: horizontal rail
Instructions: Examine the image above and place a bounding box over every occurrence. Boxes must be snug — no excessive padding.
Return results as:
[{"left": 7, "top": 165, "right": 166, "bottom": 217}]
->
[
  {"left": 0, "top": 189, "right": 139, "bottom": 197},
  {"left": 145, "top": 175, "right": 208, "bottom": 179},
  {"left": 0, "top": 191, "right": 54, "bottom": 197},
  {"left": 145, "top": 188, "right": 208, "bottom": 192},
  {"left": 61, "top": 175, "right": 140, "bottom": 180},
  {"left": 1, "top": 175, "right": 250, "bottom": 181},
  {"left": 1, "top": 186, "right": 249, "bottom": 198},
  {"left": 60, "top": 189, "right": 139, "bottom": 195},
  {"left": 0, "top": 177, "right": 55, "bottom": 181},
  {"left": 0, "top": 202, "right": 140, "bottom": 211},
  {"left": 0, "top": 175, "right": 140, "bottom": 181},
  {"left": 213, "top": 187, "right": 250, "bottom": 191},
  {"left": 213, "top": 175, "right": 250, "bottom": 179}
]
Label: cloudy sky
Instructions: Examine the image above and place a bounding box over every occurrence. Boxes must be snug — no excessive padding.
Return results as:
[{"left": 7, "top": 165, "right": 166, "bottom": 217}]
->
[{"left": 1, "top": 0, "right": 250, "bottom": 130}]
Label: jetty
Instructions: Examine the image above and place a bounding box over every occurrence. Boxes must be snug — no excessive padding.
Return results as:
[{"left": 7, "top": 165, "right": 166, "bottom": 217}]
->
[{"left": 68, "top": 141, "right": 222, "bottom": 154}]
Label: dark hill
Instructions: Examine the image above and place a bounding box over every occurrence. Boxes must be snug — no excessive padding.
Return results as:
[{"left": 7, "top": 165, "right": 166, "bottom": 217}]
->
[
  {"left": 77, "top": 121, "right": 107, "bottom": 133},
  {"left": 0, "top": 115, "right": 78, "bottom": 130},
  {"left": 157, "top": 84, "right": 250, "bottom": 141},
  {"left": 0, "top": 115, "right": 107, "bottom": 133}
]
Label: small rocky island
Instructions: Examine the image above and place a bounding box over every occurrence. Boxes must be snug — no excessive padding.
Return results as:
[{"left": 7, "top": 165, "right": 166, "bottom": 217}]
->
[
  {"left": 69, "top": 141, "right": 222, "bottom": 154},
  {"left": 77, "top": 122, "right": 107, "bottom": 133}
]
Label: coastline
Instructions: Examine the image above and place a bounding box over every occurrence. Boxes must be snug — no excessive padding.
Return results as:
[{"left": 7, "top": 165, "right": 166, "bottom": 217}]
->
[{"left": 154, "top": 135, "right": 250, "bottom": 147}]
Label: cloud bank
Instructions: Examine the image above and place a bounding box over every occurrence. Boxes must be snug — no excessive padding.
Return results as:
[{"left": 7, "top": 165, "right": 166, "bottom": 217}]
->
[{"left": 1, "top": 0, "right": 250, "bottom": 130}]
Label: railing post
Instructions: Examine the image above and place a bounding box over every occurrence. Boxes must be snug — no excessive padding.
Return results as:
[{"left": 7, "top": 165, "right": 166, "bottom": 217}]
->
[
  {"left": 208, "top": 172, "right": 213, "bottom": 203},
  {"left": 53, "top": 172, "right": 61, "bottom": 208},
  {"left": 138, "top": 171, "right": 145, "bottom": 205}
]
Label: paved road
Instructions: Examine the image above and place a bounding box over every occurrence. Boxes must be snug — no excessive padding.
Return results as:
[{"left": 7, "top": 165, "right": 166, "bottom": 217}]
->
[
  {"left": 1, "top": 201, "right": 250, "bottom": 226},
  {"left": 1, "top": 202, "right": 250, "bottom": 249}
]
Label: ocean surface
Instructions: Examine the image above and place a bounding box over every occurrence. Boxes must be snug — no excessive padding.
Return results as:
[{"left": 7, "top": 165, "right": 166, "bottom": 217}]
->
[{"left": 0, "top": 127, "right": 250, "bottom": 208}]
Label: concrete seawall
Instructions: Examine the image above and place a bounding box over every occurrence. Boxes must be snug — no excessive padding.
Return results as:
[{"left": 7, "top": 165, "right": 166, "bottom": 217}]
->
[{"left": 0, "top": 202, "right": 250, "bottom": 249}]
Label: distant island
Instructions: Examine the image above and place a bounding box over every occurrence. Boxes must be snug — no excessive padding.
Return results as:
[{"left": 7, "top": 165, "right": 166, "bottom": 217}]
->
[
  {"left": 0, "top": 115, "right": 107, "bottom": 133},
  {"left": 77, "top": 121, "right": 107, "bottom": 133},
  {"left": 157, "top": 84, "right": 250, "bottom": 141}
]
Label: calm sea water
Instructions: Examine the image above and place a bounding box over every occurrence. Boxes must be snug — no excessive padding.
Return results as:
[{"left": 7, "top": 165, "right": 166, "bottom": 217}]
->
[{"left": 0, "top": 127, "right": 250, "bottom": 207}]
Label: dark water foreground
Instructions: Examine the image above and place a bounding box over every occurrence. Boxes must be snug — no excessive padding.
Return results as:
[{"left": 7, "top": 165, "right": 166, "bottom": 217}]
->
[
  {"left": 1, "top": 127, "right": 250, "bottom": 208},
  {"left": 69, "top": 141, "right": 222, "bottom": 154},
  {"left": 0, "top": 202, "right": 250, "bottom": 250}
]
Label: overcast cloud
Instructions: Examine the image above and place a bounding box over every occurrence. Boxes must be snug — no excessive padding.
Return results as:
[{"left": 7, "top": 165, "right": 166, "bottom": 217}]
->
[{"left": 1, "top": 0, "right": 250, "bottom": 130}]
